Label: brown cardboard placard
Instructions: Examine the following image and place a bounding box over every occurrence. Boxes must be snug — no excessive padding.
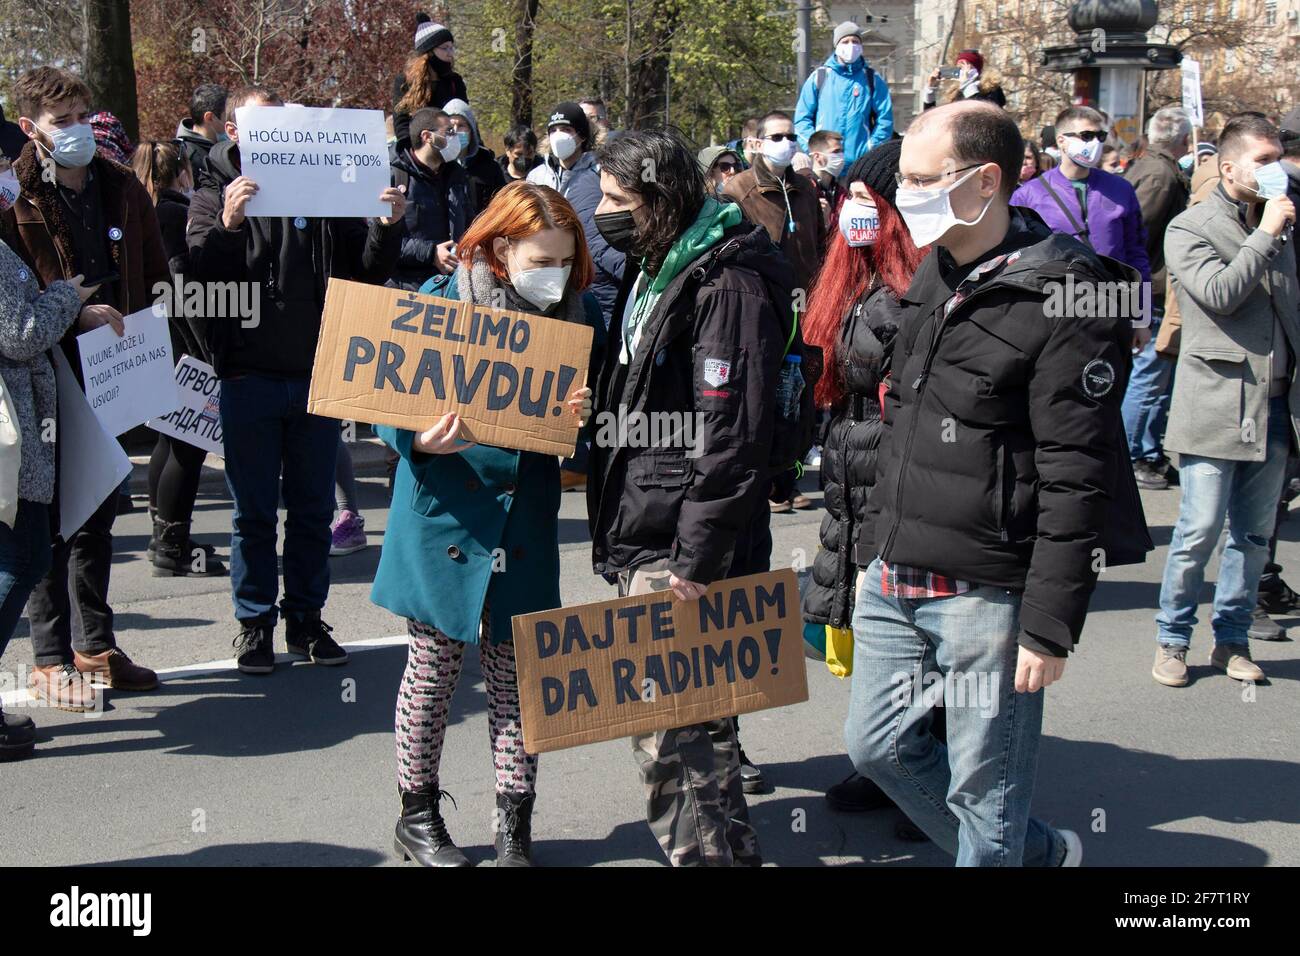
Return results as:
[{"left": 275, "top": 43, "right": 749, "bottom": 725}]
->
[
  {"left": 308, "top": 278, "right": 593, "bottom": 456},
  {"left": 511, "top": 570, "right": 809, "bottom": 753}
]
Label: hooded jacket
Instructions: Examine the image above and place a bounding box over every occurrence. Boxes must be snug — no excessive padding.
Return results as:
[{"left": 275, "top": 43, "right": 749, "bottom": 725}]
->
[
  {"left": 175, "top": 117, "right": 216, "bottom": 181},
  {"left": 865, "top": 206, "right": 1146, "bottom": 657},
  {"left": 794, "top": 52, "right": 895, "bottom": 163},
  {"left": 442, "top": 98, "right": 506, "bottom": 216},
  {"left": 588, "top": 200, "right": 789, "bottom": 583},
  {"left": 389, "top": 147, "right": 472, "bottom": 290},
  {"left": 527, "top": 149, "right": 626, "bottom": 326},
  {"left": 186, "top": 139, "right": 403, "bottom": 378}
]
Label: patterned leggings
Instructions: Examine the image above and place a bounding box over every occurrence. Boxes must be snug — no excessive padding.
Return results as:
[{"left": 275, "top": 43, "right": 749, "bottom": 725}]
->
[{"left": 394, "top": 613, "right": 538, "bottom": 795}]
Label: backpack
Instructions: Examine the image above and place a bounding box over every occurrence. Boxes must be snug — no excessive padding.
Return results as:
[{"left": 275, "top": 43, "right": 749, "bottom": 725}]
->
[{"left": 814, "top": 64, "right": 878, "bottom": 136}]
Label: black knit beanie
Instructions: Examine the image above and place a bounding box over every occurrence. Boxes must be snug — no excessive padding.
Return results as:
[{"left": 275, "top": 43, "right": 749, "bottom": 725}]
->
[{"left": 844, "top": 138, "right": 902, "bottom": 208}]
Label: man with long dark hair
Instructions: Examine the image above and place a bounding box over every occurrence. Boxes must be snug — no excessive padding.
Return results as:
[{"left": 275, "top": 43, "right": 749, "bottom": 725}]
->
[{"left": 588, "top": 128, "right": 791, "bottom": 866}]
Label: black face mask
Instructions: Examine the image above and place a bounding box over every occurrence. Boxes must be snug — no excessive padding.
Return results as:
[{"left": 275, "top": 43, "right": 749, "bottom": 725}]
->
[
  {"left": 511, "top": 155, "right": 530, "bottom": 174},
  {"left": 594, "top": 209, "right": 637, "bottom": 253}
]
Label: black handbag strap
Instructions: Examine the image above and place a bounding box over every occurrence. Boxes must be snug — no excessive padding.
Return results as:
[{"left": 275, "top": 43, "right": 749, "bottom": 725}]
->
[{"left": 1039, "top": 175, "right": 1094, "bottom": 249}]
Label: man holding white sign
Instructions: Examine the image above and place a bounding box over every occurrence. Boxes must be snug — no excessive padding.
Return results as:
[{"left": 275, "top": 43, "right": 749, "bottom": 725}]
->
[{"left": 188, "top": 85, "right": 407, "bottom": 675}]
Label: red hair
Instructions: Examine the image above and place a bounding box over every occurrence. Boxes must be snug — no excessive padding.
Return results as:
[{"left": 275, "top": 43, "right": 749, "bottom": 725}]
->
[
  {"left": 803, "top": 187, "right": 927, "bottom": 408},
  {"left": 456, "top": 180, "right": 594, "bottom": 292}
]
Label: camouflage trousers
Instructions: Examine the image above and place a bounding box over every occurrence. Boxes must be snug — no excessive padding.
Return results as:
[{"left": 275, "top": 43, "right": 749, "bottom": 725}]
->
[{"left": 619, "top": 561, "right": 763, "bottom": 867}]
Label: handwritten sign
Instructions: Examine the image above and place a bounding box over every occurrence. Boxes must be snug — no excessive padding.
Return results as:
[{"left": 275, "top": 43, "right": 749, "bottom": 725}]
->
[
  {"left": 76, "top": 307, "right": 177, "bottom": 436},
  {"left": 146, "top": 355, "right": 223, "bottom": 457}
]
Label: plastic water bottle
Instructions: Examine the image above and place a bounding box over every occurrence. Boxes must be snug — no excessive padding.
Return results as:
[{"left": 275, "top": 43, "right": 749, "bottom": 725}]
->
[{"left": 776, "top": 354, "right": 804, "bottom": 420}]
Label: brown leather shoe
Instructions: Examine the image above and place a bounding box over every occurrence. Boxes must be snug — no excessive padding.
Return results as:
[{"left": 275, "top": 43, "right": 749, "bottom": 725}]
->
[
  {"left": 74, "top": 648, "right": 159, "bottom": 691},
  {"left": 29, "top": 663, "right": 97, "bottom": 713}
]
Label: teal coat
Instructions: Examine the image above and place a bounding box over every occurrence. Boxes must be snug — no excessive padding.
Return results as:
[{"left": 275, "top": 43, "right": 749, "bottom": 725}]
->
[{"left": 370, "top": 274, "right": 598, "bottom": 645}]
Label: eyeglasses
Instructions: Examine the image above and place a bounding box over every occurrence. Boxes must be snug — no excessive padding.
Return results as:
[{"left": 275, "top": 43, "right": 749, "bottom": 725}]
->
[
  {"left": 894, "top": 162, "right": 983, "bottom": 190},
  {"left": 765, "top": 133, "right": 797, "bottom": 142},
  {"left": 1061, "top": 129, "right": 1108, "bottom": 143},
  {"left": 715, "top": 162, "right": 739, "bottom": 173}
]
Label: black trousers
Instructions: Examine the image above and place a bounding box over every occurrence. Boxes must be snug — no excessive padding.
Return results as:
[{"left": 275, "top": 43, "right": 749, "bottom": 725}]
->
[{"left": 27, "top": 488, "right": 118, "bottom": 666}]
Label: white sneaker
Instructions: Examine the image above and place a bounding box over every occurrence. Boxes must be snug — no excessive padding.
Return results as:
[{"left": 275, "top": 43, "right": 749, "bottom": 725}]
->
[{"left": 1056, "top": 828, "right": 1083, "bottom": 867}]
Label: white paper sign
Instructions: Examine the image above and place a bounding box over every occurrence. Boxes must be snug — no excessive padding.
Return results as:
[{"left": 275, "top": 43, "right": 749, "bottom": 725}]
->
[
  {"left": 77, "top": 306, "right": 178, "bottom": 436},
  {"left": 1181, "top": 59, "right": 1204, "bottom": 128},
  {"left": 146, "top": 356, "right": 224, "bottom": 457},
  {"left": 236, "top": 105, "right": 391, "bottom": 219},
  {"left": 52, "top": 349, "right": 132, "bottom": 537}
]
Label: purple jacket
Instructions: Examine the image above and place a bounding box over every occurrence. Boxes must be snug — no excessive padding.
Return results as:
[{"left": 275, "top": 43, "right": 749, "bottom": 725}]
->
[{"left": 1011, "top": 167, "right": 1151, "bottom": 284}]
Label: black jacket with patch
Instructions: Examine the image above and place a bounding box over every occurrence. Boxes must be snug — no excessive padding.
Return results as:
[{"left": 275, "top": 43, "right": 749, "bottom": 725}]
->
[
  {"left": 865, "top": 206, "right": 1149, "bottom": 656},
  {"left": 186, "top": 140, "right": 403, "bottom": 378},
  {"left": 587, "top": 221, "right": 790, "bottom": 584}
]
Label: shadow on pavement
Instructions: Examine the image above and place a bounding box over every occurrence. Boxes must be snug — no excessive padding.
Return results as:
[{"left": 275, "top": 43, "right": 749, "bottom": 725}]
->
[{"left": 87, "top": 841, "right": 386, "bottom": 867}]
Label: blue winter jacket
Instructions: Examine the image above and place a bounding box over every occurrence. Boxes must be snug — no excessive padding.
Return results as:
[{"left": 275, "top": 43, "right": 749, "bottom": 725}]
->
[{"left": 794, "top": 53, "right": 894, "bottom": 163}]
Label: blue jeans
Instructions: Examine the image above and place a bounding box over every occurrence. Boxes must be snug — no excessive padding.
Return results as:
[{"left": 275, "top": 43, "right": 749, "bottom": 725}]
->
[
  {"left": 846, "top": 558, "right": 1065, "bottom": 867},
  {"left": 1122, "top": 312, "right": 1174, "bottom": 462},
  {"left": 1156, "top": 396, "right": 1292, "bottom": 648},
  {"left": 219, "top": 375, "right": 339, "bottom": 624},
  {"left": 0, "top": 499, "right": 53, "bottom": 659}
]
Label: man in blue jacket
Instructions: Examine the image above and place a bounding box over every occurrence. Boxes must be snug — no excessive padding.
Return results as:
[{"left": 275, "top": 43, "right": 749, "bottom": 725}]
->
[{"left": 794, "top": 22, "right": 894, "bottom": 164}]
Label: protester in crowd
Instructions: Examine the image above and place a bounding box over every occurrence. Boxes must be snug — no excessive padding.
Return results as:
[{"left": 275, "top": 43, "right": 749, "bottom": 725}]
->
[
  {"left": 388, "top": 107, "right": 472, "bottom": 291},
  {"left": 1019, "top": 141, "right": 1043, "bottom": 183},
  {"left": 1122, "top": 105, "right": 1191, "bottom": 490},
  {"left": 2, "top": 67, "right": 166, "bottom": 710},
  {"left": 588, "top": 128, "right": 791, "bottom": 866},
  {"left": 697, "top": 145, "right": 742, "bottom": 199},
  {"left": 850, "top": 100, "right": 1140, "bottom": 866},
  {"left": 795, "top": 22, "right": 894, "bottom": 163},
  {"left": 1189, "top": 140, "right": 1217, "bottom": 172},
  {"left": 798, "top": 140, "right": 944, "bottom": 836},
  {"left": 1154, "top": 114, "right": 1300, "bottom": 686},
  {"left": 187, "top": 85, "right": 406, "bottom": 675},
  {"left": 392, "top": 13, "right": 467, "bottom": 153},
  {"left": 923, "top": 49, "right": 1006, "bottom": 111},
  {"left": 175, "top": 83, "right": 227, "bottom": 182},
  {"left": 728, "top": 116, "right": 761, "bottom": 168},
  {"left": 527, "top": 102, "right": 626, "bottom": 331},
  {"left": 0, "top": 199, "right": 100, "bottom": 757},
  {"left": 443, "top": 98, "right": 505, "bottom": 214},
  {"left": 807, "top": 129, "right": 847, "bottom": 221},
  {"left": 499, "top": 124, "right": 541, "bottom": 182},
  {"left": 129, "top": 140, "right": 227, "bottom": 579},
  {"left": 1101, "top": 144, "right": 1124, "bottom": 174},
  {"left": 376, "top": 181, "right": 597, "bottom": 867},
  {"left": 723, "top": 109, "right": 825, "bottom": 515},
  {"left": 580, "top": 98, "right": 616, "bottom": 145},
  {"left": 89, "top": 111, "right": 133, "bottom": 165},
  {"left": 1011, "top": 105, "right": 1152, "bottom": 351}
]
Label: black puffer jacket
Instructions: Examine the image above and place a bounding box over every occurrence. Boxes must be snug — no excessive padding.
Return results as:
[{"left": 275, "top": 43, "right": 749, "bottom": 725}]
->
[
  {"left": 588, "top": 219, "right": 790, "bottom": 584},
  {"left": 186, "top": 140, "right": 404, "bottom": 378},
  {"left": 802, "top": 283, "right": 904, "bottom": 629},
  {"left": 155, "top": 187, "right": 208, "bottom": 362},
  {"left": 865, "top": 206, "right": 1149, "bottom": 657}
]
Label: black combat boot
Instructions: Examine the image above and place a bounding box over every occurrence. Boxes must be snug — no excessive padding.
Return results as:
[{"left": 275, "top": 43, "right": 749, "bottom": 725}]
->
[
  {"left": 394, "top": 789, "right": 470, "bottom": 867},
  {"left": 148, "top": 508, "right": 220, "bottom": 565},
  {"left": 151, "top": 519, "right": 227, "bottom": 577},
  {"left": 495, "top": 791, "right": 535, "bottom": 867}
]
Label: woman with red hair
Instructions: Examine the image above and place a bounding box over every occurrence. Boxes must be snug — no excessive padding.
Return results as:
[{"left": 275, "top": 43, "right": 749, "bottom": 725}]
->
[
  {"left": 373, "top": 181, "right": 600, "bottom": 868},
  {"left": 799, "top": 140, "right": 937, "bottom": 830}
]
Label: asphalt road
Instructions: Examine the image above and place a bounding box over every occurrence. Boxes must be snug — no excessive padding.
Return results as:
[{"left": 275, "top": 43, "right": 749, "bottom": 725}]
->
[{"left": 2, "top": 458, "right": 1298, "bottom": 867}]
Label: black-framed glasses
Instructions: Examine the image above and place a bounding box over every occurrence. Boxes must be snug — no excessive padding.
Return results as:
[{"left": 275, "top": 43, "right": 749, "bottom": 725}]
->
[
  {"left": 894, "top": 162, "right": 983, "bottom": 190},
  {"left": 1061, "top": 129, "right": 1108, "bottom": 143},
  {"left": 765, "top": 133, "right": 797, "bottom": 142},
  {"left": 715, "top": 161, "right": 739, "bottom": 173}
]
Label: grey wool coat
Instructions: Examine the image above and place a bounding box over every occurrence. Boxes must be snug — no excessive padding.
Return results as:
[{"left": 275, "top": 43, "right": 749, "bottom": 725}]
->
[
  {"left": 0, "top": 237, "right": 81, "bottom": 503},
  {"left": 1163, "top": 186, "right": 1300, "bottom": 462}
]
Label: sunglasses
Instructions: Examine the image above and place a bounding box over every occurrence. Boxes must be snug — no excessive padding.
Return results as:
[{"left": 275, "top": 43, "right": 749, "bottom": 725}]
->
[
  {"left": 715, "top": 161, "right": 739, "bottom": 173},
  {"left": 1062, "top": 129, "right": 1108, "bottom": 143},
  {"left": 765, "top": 133, "right": 797, "bottom": 142}
]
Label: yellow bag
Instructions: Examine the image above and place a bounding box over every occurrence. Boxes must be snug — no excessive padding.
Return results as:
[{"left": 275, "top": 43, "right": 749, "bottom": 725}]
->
[{"left": 825, "top": 625, "right": 853, "bottom": 678}]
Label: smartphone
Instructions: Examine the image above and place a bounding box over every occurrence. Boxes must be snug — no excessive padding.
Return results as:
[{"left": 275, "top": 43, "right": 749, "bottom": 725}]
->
[{"left": 939, "top": 66, "right": 962, "bottom": 79}]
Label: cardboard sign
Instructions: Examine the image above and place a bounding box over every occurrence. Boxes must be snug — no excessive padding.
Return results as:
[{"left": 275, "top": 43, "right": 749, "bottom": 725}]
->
[
  {"left": 1181, "top": 59, "right": 1204, "bottom": 128},
  {"left": 236, "top": 105, "right": 391, "bottom": 219},
  {"left": 308, "top": 279, "right": 592, "bottom": 457},
  {"left": 52, "top": 349, "right": 132, "bottom": 537},
  {"left": 146, "top": 355, "right": 223, "bottom": 457},
  {"left": 76, "top": 307, "right": 177, "bottom": 436},
  {"left": 511, "top": 570, "right": 809, "bottom": 753}
]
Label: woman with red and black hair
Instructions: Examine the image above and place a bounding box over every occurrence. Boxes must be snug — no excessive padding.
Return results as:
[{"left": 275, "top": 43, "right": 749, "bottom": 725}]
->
[
  {"left": 799, "top": 140, "right": 938, "bottom": 831},
  {"left": 373, "top": 181, "right": 599, "bottom": 867}
]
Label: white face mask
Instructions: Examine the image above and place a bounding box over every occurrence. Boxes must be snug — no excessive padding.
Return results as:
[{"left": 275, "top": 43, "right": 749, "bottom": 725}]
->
[
  {"left": 821, "top": 153, "right": 846, "bottom": 177},
  {"left": 960, "top": 72, "right": 981, "bottom": 97},
  {"left": 838, "top": 199, "right": 879, "bottom": 247},
  {"left": 36, "top": 121, "right": 97, "bottom": 168},
  {"left": 510, "top": 259, "right": 571, "bottom": 310},
  {"left": 549, "top": 131, "right": 578, "bottom": 161},
  {"left": 1064, "top": 136, "right": 1103, "bottom": 169},
  {"left": 837, "top": 41, "right": 862, "bottom": 64},
  {"left": 0, "top": 167, "right": 20, "bottom": 211},
  {"left": 895, "top": 166, "right": 994, "bottom": 248},
  {"left": 763, "top": 137, "right": 797, "bottom": 169},
  {"left": 437, "top": 132, "right": 462, "bottom": 162}
]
